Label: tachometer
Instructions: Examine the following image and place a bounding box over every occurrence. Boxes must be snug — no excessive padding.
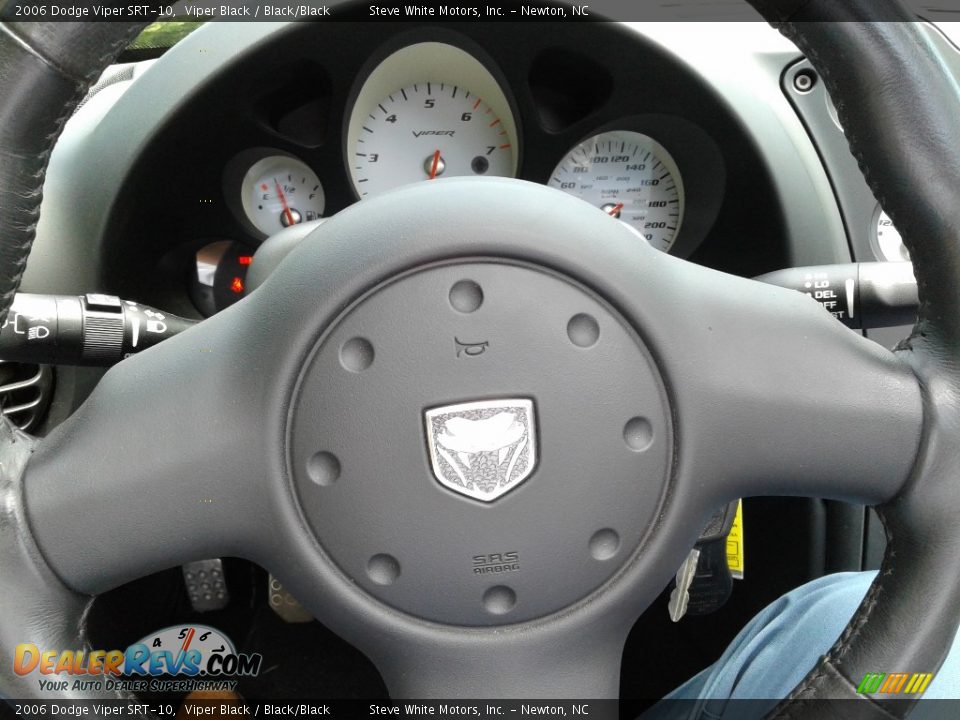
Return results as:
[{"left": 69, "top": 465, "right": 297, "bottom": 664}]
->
[
  {"left": 351, "top": 83, "right": 515, "bottom": 197},
  {"left": 548, "top": 131, "right": 684, "bottom": 252}
]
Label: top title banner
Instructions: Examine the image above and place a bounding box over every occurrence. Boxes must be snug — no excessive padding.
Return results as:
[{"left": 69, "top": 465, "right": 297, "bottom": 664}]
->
[{"left": 2, "top": 0, "right": 958, "bottom": 23}]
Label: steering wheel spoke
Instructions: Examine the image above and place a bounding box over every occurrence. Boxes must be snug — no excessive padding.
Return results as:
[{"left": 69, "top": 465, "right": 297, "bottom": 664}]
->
[
  {"left": 652, "top": 258, "right": 924, "bottom": 510},
  {"left": 20, "top": 304, "right": 276, "bottom": 595}
]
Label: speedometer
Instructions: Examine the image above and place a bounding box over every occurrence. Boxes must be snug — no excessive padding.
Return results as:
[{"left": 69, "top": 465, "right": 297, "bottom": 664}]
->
[
  {"left": 548, "top": 131, "right": 685, "bottom": 252},
  {"left": 351, "top": 83, "right": 515, "bottom": 197}
]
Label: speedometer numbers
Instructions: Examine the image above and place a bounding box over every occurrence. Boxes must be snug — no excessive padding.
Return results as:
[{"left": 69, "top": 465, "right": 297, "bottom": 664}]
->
[
  {"left": 352, "top": 83, "right": 515, "bottom": 197},
  {"left": 549, "top": 131, "right": 685, "bottom": 253}
]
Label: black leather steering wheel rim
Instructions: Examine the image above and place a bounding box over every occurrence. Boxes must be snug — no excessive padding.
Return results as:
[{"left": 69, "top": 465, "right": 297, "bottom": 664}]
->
[{"left": 1, "top": 4, "right": 959, "bottom": 718}]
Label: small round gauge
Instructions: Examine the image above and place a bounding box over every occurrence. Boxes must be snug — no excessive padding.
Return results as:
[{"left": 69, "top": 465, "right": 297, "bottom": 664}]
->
[
  {"left": 548, "top": 131, "right": 685, "bottom": 253},
  {"left": 873, "top": 207, "right": 910, "bottom": 262},
  {"left": 241, "top": 156, "right": 324, "bottom": 236},
  {"left": 351, "top": 83, "right": 515, "bottom": 197}
]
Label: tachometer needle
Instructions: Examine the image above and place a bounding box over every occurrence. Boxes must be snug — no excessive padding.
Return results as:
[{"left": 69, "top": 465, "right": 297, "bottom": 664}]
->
[
  {"left": 274, "top": 178, "right": 296, "bottom": 227},
  {"left": 429, "top": 150, "right": 442, "bottom": 180}
]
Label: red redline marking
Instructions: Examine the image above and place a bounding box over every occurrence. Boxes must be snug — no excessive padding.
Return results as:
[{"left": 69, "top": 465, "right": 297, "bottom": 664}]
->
[
  {"left": 472, "top": 98, "right": 481, "bottom": 110},
  {"left": 499, "top": 143, "right": 511, "bottom": 149},
  {"left": 489, "top": 118, "right": 501, "bottom": 127}
]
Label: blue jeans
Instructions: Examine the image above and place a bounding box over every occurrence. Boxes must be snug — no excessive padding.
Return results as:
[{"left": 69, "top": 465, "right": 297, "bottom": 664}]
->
[{"left": 644, "top": 571, "right": 960, "bottom": 719}]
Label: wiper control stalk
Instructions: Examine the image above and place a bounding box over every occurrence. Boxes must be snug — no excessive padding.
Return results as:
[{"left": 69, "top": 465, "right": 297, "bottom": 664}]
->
[{"left": 756, "top": 261, "right": 918, "bottom": 330}]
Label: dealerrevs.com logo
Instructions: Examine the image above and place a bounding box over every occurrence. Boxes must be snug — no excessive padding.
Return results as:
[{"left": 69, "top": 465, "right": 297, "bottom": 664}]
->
[{"left": 14, "top": 625, "right": 262, "bottom": 694}]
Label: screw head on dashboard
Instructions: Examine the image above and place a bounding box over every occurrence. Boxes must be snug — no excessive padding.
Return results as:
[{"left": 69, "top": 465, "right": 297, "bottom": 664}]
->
[{"left": 793, "top": 70, "right": 817, "bottom": 93}]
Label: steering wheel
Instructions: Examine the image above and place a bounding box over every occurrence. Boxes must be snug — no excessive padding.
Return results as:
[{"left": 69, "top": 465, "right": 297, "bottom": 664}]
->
[{"left": 2, "top": 2, "right": 959, "bottom": 717}]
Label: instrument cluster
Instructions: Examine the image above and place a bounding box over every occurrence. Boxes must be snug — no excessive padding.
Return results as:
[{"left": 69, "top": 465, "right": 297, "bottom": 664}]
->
[{"left": 196, "top": 35, "right": 726, "bottom": 316}]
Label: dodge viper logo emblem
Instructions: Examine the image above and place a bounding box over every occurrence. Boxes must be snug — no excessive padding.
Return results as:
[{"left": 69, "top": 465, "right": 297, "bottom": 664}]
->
[{"left": 425, "top": 399, "right": 537, "bottom": 502}]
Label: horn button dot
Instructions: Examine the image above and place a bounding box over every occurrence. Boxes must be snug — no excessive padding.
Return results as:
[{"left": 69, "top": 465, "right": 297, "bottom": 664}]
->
[
  {"left": 623, "top": 416, "right": 654, "bottom": 452},
  {"left": 339, "top": 337, "right": 375, "bottom": 372},
  {"left": 449, "top": 279, "right": 484, "bottom": 313},
  {"left": 306, "top": 451, "right": 341, "bottom": 486},
  {"left": 289, "top": 262, "right": 672, "bottom": 626},
  {"left": 482, "top": 585, "right": 517, "bottom": 616},
  {"left": 367, "top": 554, "right": 402, "bottom": 586},
  {"left": 589, "top": 528, "right": 622, "bottom": 561},
  {"left": 567, "top": 312, "right": 600, "bottom": 348}
]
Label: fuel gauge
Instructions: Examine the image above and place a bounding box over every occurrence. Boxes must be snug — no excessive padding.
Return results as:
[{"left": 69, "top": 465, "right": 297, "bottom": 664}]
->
[{"left": 241, "top": 156, "right": 324, "bottom": 236}]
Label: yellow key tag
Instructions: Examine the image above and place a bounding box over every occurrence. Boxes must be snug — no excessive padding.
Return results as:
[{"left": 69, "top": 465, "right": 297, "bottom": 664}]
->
[{"left": 726, "top": 499, "right": 745, "bottom": 580}]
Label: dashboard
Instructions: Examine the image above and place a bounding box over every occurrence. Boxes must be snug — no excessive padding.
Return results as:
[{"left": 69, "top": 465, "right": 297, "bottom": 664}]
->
[
  {"left": 34, "top": 18, "right": 960, "bottom": 330},
  {"left": 37, "top": 16, "right": 952, "bottom": 382},
  {"left": 30, "top": 20, "right": 817, "bottom": 325}
]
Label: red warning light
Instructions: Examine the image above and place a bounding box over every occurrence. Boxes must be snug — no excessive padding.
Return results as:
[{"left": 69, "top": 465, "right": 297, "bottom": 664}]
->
[
  {"left": 238, "top": 255, "right": 253, "bottom": 266},
  {"left": 230, "top": 276, "right": 245, "bottom": 294}
]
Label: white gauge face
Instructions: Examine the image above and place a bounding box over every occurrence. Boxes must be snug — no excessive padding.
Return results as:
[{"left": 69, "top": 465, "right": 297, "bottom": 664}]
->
[
  {"left": 548, "top": 131, "right": 685, "bottom": 253},
  {"left": 351, "top": 83, "right": 515, "bottom": 197},
  {"left": 241, "top": 156, "right": 324, "bottom": 236},
  {"left": 874, "top": 208, "right": 910, "bottom": 262}
]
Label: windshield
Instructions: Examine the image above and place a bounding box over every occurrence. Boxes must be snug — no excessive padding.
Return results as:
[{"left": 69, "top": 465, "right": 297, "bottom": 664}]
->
[{"left": 122, "top": 21, "right": 204, "bottom": 60}]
